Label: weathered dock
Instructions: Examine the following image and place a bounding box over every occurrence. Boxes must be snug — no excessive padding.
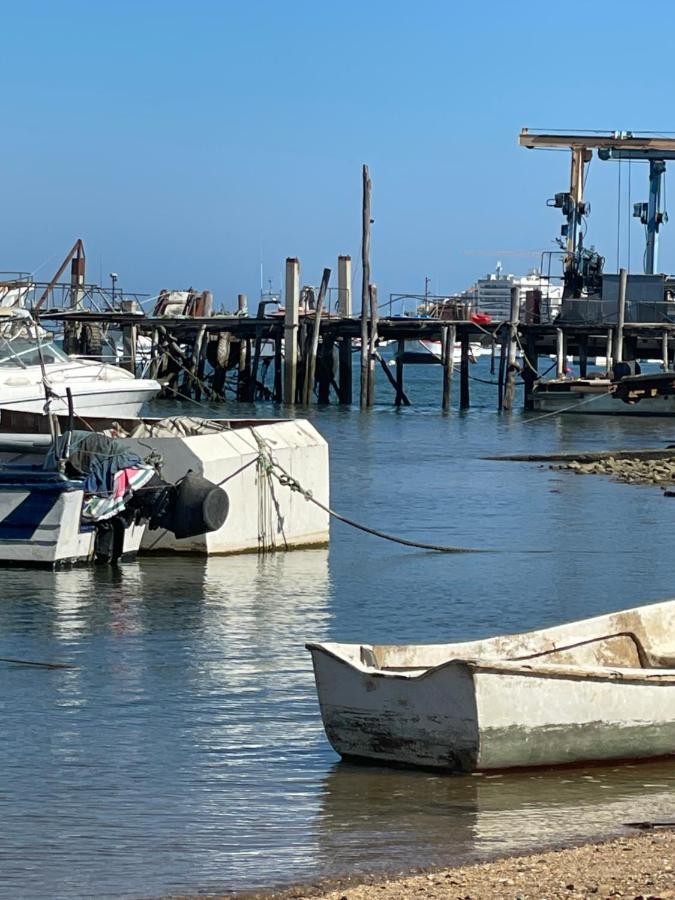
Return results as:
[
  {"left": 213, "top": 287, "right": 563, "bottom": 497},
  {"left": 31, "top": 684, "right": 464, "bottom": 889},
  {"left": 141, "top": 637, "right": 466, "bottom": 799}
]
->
[{"left": 35, "top": 297, "right": 675, "bottom": 411}]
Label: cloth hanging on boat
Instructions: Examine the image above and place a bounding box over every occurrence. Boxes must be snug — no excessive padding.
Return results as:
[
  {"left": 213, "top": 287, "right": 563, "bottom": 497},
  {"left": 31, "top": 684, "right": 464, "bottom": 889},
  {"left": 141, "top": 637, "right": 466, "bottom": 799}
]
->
[
  {"left": 82, "top": 464, "right": 156, "bottom": 521},
  {"left": 45, "top": 430, "right": 144, "bottom": 494}
]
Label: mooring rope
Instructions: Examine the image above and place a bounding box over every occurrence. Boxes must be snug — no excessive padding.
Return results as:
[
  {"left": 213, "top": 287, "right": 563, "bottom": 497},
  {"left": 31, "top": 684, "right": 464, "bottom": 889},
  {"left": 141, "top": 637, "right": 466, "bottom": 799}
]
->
[
  {"left": 248, "top": 428, "right": 484, "bottom": 553},
  {"left": 524, "top": 391, "right": 607, "bottom": 423}
]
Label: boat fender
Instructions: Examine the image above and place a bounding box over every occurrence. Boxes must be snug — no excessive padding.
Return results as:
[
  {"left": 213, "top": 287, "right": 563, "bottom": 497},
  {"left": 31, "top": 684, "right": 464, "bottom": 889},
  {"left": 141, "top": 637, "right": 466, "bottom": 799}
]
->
[
  {"left": 168, "top": 472, "right": 229, "bottom": 539},
  {"left": 613, "top": 360, "right": 641, "bottom": 380}
]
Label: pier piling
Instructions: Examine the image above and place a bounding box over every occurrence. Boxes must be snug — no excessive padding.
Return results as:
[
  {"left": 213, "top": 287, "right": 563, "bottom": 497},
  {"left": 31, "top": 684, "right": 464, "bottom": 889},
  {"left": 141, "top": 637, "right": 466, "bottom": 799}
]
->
[
  {"left": 337, "top": 255, "right": 353, "bottom": 404},
  {"left": 459, "top": 332, "right": 470, "bottom": 409},
  {"left": 284, "top": 258, "right": 300, "bottom": 404},
  {"left": 360, "top": 165, "right": 372, "bottom": 408},
  {"left": 441, "top": 324, "right": 456, "bottom": 412},
  {"left": 614, "top": 267, "right": 628, "bottom": 365}
]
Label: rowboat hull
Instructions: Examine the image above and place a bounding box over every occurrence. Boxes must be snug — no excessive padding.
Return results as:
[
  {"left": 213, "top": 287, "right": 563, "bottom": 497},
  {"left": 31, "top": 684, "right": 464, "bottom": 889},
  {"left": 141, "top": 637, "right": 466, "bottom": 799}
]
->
[{"left": 307, "top": 600, "right": 675, "bottom": 771}]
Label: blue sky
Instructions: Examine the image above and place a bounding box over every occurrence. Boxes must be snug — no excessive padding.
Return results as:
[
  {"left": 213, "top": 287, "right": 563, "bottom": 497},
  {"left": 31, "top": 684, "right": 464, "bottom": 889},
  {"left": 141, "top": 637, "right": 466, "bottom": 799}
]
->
[{"left": 3, "top": 0, "right": 675, "bottom": 308}]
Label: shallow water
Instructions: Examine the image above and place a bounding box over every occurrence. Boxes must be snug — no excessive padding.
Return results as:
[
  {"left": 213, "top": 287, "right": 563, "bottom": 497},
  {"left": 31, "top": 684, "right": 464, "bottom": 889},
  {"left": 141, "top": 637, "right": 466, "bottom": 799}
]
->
[{"left": 2, "top": 359, "right": 675, "bottom": 898}]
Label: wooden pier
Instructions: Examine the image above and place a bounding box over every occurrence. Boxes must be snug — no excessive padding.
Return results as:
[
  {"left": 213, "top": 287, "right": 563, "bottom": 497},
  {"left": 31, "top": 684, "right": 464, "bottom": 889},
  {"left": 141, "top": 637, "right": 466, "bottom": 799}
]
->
[{"left": 35, "top": 300, "right": 675, "bottom": 412}]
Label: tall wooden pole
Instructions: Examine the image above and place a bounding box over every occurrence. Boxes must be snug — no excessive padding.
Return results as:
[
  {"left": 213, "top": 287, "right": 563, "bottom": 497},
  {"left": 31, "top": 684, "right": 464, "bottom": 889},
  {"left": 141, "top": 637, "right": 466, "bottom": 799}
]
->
[
  {"left": 284, "top": 257, "right": 300, "bottom": 404},
  {"left": 360, "top": 165, "right": 372, "bottom": 408}
]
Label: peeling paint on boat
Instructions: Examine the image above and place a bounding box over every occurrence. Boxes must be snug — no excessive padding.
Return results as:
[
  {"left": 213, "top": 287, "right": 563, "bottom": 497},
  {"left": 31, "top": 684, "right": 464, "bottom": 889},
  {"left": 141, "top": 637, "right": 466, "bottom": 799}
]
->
[{"left": 307, "top": 599, "right": 675, "bottom": 771}]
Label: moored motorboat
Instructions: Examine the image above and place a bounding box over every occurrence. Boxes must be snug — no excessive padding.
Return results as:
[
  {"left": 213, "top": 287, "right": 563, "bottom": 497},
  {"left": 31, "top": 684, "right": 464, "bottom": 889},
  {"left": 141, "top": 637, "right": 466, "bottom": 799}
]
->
[
  {"left": 0, "top": 413, "right": 330, "bottom": 556},
  {"left": 0, "top": 308, "right": 160, "bottom": 417},
  {"left": 0, "top": 429, "right": 229, "bottom": 567},
  {"left": 307, "top": 599, "right": 675, "bottom": 772}
]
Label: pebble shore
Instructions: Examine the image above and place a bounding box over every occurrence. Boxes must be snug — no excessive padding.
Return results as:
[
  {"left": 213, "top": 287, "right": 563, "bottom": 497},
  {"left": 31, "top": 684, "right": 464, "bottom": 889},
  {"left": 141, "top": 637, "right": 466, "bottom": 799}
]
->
[{"left": 232, "top": 831, "right": 674, "bottom": 900}]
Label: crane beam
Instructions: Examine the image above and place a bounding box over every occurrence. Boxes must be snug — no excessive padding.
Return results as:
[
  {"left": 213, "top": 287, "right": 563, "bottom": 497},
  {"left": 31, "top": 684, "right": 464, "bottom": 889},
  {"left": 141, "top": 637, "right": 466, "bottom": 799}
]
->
[{"left": 519, "top": 129, "right": 675, "bottom": 153}]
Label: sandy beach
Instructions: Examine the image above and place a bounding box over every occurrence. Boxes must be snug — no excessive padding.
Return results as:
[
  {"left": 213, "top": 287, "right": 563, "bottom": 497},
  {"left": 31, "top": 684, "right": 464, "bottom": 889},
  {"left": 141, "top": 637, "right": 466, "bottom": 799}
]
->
[{"left": 232, "top": 829, "right": 674, "bottom": 900}]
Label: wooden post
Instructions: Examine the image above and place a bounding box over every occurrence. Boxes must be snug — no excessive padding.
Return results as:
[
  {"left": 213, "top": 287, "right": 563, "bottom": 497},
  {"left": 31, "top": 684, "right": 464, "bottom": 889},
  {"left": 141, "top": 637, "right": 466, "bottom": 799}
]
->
[
  {"left": 70, "top": 251, "right": 85, "bottom": 310},
  {"left": 441, "top": 323, "right": 456, "bottom": 412},
  {"left": 189, "top": 324, "right": 207, "bottom": 399},
  {"left": 523, "top": 330, "right": 539, "bottom": 410},
  {"left": 317, "top": 337, "right": 334, "bottom": 404},
  {"left": 337, "top": 255, "right": 352, "bottom": 316},
  {"left": 273, "top": 334, "right": 282, "bottom": 402},
  {"left": 237, "top": 293, "right": 247, "bottom": 315},
  {"left": 503, "top": 286, "right": 520, "bottom": 411},
  {"left": 303, "top": 267, "right": 331, "bottom": 405},
  {"left": 367, "top": 283, "right": 378, "bottom": 406},
  {"left": 395, "top": 339, "right": 405, "bottom": 406},
  {"left": 338, "top": 336, "right": 353, "bottom": 404},
  {"left": 284, "top": 258, "right": 300, "bottom": 404},
  {"left": 236, "top": 339, "right": 249, "bottom": 401},
  {"left": 555, "top": 328, "right": 566, "bottom": 378},
  {"left": 605, "top": 327, "right": 614, "bottom": 374},
  {"left": 337, "top": 254, "right": 353, "bottom": 404},
  {"left": 614, "top": 267, "right": 628, "bottom": 364},
  {"left": 578, "top": 333, "right": 589, "bottom": 378},
  {"left": 497, "top": 327, "right": 507, "bottom": 410},
  {"left": 121, "top": 300, "right": 137, "bottom": 374},
  {"left": 360, "top": 164, "right": 372, "bottom": 408},
  {"left": 459, "top": 330, "right": 470, "bottom": 409},
  {"left": 249, "top": 329, "right": 263, "bottom": 402},
  {"left": 662, "top": 331, "right": 669, "bottom": 371}
]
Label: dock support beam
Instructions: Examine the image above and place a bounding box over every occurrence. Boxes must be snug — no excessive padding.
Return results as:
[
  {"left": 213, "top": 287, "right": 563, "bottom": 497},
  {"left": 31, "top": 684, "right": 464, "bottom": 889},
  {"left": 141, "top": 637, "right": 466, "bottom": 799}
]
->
[
  {"left": 337, "top": 255, "right": 353, "bottom": 404},
  {"left": 605, "top": 328, "right": 614, "bottom": 374},
  {"left": 578, "top": 333, "right": 589, "bottom": 378},
  {"left": 555, "top": 328, "right": 566, "bottom": 378},
  {"left": 503, "top": 286, "right": 520, "bottom": 410},
  {"left": 284, "top": 258, "right": 300, "bottom": 404},
  {"left": 614, "top": 267, "right": 627, "bottom": 366},
  {"left": 441, "top": 324, "right": 456, "bottom": 412},
  {"left": 663, "top": 331, "right": 670, "bottom": 371},
  {"left": 459, "top": 331, "right": 470, "bottom": 409}
]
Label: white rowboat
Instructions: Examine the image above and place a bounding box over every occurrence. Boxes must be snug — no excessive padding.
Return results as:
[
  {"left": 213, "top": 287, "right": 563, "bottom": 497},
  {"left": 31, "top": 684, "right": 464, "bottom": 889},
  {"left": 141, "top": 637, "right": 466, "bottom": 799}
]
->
[{"left": 307, "top": 600, "right": 675, "bottom": 772}]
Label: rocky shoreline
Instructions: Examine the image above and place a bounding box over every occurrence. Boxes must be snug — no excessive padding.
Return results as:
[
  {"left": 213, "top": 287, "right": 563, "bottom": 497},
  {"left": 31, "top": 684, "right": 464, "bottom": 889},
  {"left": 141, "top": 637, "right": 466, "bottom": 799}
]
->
[
  {"left": 551, "top": 454, "right": 675, "bottom": 489},
  {"left": 218, "top": 830, "right": 674, "bottom": 900}
]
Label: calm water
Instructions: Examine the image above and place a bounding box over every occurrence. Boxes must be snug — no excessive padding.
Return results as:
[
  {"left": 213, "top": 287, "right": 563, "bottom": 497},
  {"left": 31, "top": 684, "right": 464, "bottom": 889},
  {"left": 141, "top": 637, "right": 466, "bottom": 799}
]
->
[{"left": 2, "top": 359, "right": 675, "bottom": 898}]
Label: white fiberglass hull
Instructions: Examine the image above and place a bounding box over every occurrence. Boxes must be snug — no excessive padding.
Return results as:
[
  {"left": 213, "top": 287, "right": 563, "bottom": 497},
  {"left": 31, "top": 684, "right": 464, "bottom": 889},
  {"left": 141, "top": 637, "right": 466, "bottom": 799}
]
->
[
  {"left": 307, "top": 600, "right": 675, "bottom": 771},
  {"left": 0, "top": 360, "right": 160, "bottom": 417},
  {"left": 0, "top": 476, "right": 145, "bottom": 566}
]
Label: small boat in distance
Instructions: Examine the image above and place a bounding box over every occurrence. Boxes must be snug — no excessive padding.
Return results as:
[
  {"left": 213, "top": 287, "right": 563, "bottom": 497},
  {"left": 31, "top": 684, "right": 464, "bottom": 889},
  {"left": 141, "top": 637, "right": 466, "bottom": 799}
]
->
[{"left": 307, "top": 599, "right": 675, "bottom": 772}]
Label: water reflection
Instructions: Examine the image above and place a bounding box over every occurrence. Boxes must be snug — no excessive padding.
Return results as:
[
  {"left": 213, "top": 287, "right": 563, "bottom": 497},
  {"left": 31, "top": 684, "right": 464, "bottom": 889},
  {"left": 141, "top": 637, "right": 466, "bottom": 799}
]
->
[
  {"left": 314, "top": 760, "right": 675, "bottom": 878},
  {"left": 3, "top": 373, "right": 675, "bottom": 897}
]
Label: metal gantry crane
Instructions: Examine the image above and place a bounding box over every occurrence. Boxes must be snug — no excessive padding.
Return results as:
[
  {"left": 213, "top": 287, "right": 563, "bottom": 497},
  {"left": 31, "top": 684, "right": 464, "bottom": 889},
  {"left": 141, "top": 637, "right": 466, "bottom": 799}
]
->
[{"left": 519, "top": 129, "right": 675, "bottom": 291}]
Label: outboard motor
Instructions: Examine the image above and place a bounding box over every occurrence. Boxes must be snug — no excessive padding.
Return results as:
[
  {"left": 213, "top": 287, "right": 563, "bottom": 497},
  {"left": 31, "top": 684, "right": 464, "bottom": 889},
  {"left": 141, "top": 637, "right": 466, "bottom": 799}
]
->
[{"left": 152, "top": 472, "right": 229, "bottom": 539}]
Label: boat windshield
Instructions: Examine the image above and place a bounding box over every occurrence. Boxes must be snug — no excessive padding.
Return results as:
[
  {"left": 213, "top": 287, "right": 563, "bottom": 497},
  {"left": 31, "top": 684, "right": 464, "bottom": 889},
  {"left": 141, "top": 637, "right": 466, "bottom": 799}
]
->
[{"left": 0, "top": 337, "right": 69, "bottom": 368}]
